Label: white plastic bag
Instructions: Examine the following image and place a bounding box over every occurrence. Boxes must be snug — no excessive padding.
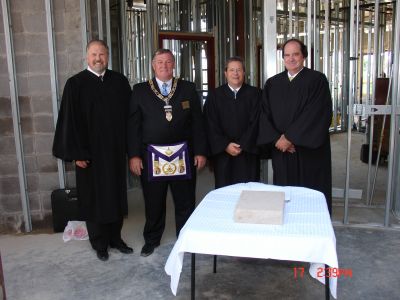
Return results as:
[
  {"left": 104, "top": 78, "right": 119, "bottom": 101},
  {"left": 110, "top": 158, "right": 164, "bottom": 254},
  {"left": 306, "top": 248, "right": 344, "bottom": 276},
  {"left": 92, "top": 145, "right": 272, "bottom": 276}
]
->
[{"left": 62, "top": 221, "right": 89, "bottom": 242}]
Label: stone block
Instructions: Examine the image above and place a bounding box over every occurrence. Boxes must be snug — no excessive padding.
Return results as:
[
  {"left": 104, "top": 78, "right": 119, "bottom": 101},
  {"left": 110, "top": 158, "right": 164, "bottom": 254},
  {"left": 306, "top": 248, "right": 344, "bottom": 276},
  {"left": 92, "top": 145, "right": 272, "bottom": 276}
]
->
[
  {"left": 41, "top": 191, "right": 53, "bottom": 211},
  {"left": 15, "top": 54, "right": 29, "bottom": 74},
  {"left": 0, "top": 176, "right": 20, "bottom": 195},
  {"left": 17, "top": 75, "right": 29, "bottom": 96},
  {"left": 54, "top": 12, "right": 65, "bottom": 32},
  {"left": 0, "top": 55, "right": 7, "bottom": 74},
  {"left": 65, "top": 0, "right": 81, "bottom": 13},
  {"left": 0, "top": 97, "right": 11, "bottom": 118},
  {"left": 28, "top": 192, "right": 41, "bottom": 211},
  {"left": 23, "top": 135, "right": 35, "bottom": 155},
  {"left": 34, "top": 134, "right": 54, "bottom": 154},
  {"left": 24, "top": 155, "right": 37, "bottom": 173},
  {"left": 57, "top": 74, "right": 70, "bottom": 92},
  {"left": 10, "top": 12, "right": 24, "bottom": 34},
  {"left": 26, "top": 34, "right": 48, "bottom": 54},
  {"left": 0, "top": 214, "right": 23, "bottom": 233},
  {"left": 0, "top": 32, "right": 5, "bottom": 49},
  {"left": 28, "top": 74, "right": 51, "bottom": 95},
  {"left": 65, "top": 32, "right": 83, "bottom": 52},
  {"left": 0, "top": 156, "right": 18, "bottom": 176},
  {"left": 18, "top": 96, "right": 32, "bottom": 116},
  {"left": 10, "top": 0, "right": 45, "bottom": 12},
  {"left": 20, "top": 116, "right": 34, "bottom": 134},
  {"left": 68, "top": 51, "right": 85, "bottom": 74},
  {"left": 234, "top": 191, "right": 285, "bottom": 225},
  {"left": 26, "top": 173, "right": 39, "bottom": 192},
  {"left": 0, "top": 136, "right": 16, "bottom": 155},
  {"left": 53, "top": 0, "right": 66, "bottom": 11},
  {"left": 0, "top": 75, "right": 11, "bottom": 97},
  {"left": 64, "top": 12, "right": 81, "bottom": 31},
  {"left": 37, "top": 154, "right": 58, "bottom": 172},
  {"left": 2, "top": 194, "right": 23, "bottom": 212},
  {"left": 12, "top": 33, "right": 26, "bottom": 54},
  {"left": 38, "top": 172, "right": 60, "bottom": 192},
  {"left": 22, "top": 12, "right": 47, "bottom": 33},
  {"left": 0, "top": 118, "right": 14, "bottom": 136},
  {"left": 31, "top": 213, "right": 54, "bottom": 231},
  {"left": 28, "top": 54, "right": 50, "bottom": 74},
  {"left": 32, "top": 95, "right": 53, "bottom": 115},
  {"left": 0, "top": 10, "right": 3, "bottom": 33},
  {"left": 33, "top": 115, "right": 54, "bottom": 134},
  {"left": 56, "top": 50, "right": 68, "bottom": 72}
]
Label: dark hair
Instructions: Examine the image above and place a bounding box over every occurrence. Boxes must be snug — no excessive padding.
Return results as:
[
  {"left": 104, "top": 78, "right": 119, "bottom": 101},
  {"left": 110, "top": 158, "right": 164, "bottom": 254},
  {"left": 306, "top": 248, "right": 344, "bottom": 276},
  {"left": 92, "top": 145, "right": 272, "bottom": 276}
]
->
[
  {"left": 86, "top": 39, "right": 109, "bottom": 52},
  {"left": 282, "top": 38, "right": 308, "bottom": 58},
  {"left": 152, "top": 49, "right": 175, "bottom": 62},
  {"left": 225, "top": 56, "right": 245, "bottom": 72}
]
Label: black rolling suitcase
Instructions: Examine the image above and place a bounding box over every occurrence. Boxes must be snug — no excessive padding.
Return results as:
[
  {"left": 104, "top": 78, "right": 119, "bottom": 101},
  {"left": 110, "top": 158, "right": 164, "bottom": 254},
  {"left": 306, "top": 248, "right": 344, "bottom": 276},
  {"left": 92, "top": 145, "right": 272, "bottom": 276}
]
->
[{"left": 51, "top": 188, "right": 80, "bottom": 232}]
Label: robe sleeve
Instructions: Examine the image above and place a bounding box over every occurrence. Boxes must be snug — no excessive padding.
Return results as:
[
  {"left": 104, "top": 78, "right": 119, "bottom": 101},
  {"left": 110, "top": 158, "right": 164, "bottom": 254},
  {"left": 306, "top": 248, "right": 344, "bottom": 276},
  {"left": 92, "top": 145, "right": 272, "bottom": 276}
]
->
[
  {"left": 238, "top": 88, "right": 262, "bottom": 154},
  {"left": 203, "top": 90, "right": 231, "bottom": 156},
  {"left": 52, "top": 78, "right": 89, "bottom": 162},
  {"left": 257, "top": 80, "right": 281, "bottom": 146},
  {"left": 127, "top": 84, "right": 143, "bottom": 158},
  {"left": 285, "top": 73, "right": 332, "bottom": 149},
  {"left": 188, "top": 82, "right": 208, "bottom": 156}
]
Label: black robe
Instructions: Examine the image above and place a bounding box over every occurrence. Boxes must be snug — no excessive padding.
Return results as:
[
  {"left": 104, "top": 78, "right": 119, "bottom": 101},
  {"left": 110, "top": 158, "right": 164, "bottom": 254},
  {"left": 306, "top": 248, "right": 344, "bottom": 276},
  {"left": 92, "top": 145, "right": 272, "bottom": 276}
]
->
[
  {"left": 204, "top": 83, "right": 261, "bottom": 188},
  {"left": 257, "top": 68, "right": 332, "bottom": 212},
  {"left": 53, "top": 69, "right": 132, "bottom": 223}
]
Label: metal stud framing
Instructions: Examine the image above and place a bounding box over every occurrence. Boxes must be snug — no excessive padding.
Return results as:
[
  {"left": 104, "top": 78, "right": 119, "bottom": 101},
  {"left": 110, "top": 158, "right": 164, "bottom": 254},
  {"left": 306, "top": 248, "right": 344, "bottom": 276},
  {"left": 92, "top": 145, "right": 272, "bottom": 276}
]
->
[
  {"left": 1, "top": 0, "right": 32, "bottom": 232},
  {"left": 45, "top": 0, "right": 66, "bottom": 190}
]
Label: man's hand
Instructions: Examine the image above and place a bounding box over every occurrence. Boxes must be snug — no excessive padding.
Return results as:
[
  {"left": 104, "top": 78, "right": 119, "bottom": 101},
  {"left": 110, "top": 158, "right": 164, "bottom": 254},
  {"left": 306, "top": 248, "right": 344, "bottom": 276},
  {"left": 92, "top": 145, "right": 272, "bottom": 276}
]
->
[
  {"left": 287, "top": 144, "right": 296, "bottom": 153},
  {"left": 194, "top": 155, "right": 207, "bottom": 170},
  {"left": 129, "top": 156, "right": 143, "bottom": 176},
  {"left": 225, "top": 142, "right": 242, "bottom": 156},
  {"left": 275, "top": 135, "right": 296, "bottom": 153},
  {"left": 75, "top": 160, "right": 90, "bottom": 168}
]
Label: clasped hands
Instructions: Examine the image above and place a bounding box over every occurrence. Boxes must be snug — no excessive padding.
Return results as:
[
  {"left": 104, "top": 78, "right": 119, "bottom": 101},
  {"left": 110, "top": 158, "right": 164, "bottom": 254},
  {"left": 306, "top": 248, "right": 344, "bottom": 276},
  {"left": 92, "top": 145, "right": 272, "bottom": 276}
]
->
[
  {"left": 225, "top": 142, "right": 242, "bottom": 156},
  {"left": 275, "top": 134, "right": 296, "bottom": 153}
]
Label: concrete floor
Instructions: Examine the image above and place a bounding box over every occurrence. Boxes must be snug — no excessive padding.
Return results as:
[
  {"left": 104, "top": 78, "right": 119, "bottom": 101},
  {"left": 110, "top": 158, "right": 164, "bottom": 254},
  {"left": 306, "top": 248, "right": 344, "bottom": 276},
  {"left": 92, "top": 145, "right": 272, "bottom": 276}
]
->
[{"left": 1, "top": 132, "right": 400, "bottom": 300}]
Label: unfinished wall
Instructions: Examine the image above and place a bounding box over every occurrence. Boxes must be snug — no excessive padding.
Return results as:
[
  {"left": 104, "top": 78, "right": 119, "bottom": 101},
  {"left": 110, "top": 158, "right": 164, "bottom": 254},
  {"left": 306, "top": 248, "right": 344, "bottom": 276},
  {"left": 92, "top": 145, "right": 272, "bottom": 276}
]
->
[{"left": 0, "top": 0, "right": 83, "bottom": 232}]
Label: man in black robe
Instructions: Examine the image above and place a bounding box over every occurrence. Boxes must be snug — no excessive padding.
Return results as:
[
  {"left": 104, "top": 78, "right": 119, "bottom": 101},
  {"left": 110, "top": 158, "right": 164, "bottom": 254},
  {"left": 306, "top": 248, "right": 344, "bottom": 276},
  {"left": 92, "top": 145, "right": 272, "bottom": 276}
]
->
[
  {"left": 257, "top": 39, "right": 333, "bottom": 214},
  {"left": 53, "top": 40, "right": 133, "bottom": 261},
  {"left": 204, "top": 56, "right": 261, "bottom": 188},
  {"left": 127, "top": 49, "right": 208, "bottom": 257}
]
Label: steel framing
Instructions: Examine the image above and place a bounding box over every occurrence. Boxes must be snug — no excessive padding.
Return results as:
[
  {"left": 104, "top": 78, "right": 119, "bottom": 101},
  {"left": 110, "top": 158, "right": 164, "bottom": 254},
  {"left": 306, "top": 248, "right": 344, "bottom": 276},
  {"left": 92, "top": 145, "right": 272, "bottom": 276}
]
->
[
  {"left": 45, "top": 0, "right": 66, "bottom": 190},
  {"left": 1, "top": 0, "right": 31, "bottom": 232}
]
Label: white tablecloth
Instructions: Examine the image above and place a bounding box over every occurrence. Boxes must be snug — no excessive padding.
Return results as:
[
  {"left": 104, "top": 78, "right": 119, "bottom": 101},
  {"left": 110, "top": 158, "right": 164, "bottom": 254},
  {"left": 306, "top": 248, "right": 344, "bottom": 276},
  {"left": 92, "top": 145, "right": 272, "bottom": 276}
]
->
[{"left": 165, "top": 182, "right": 338, "bottom": 298}]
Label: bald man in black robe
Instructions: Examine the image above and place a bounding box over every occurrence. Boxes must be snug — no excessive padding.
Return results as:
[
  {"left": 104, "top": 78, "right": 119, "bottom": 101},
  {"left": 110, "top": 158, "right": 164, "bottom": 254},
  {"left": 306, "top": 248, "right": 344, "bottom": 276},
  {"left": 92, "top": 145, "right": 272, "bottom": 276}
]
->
[
  {"left": 53, "top": 40, "right": 133, "bottom": 261},
  {"left": 204, "top": 56, "right": 261, "bottom": 188},
  {"left": 258, "top": 39, "right": 332, "bottom": 214}
]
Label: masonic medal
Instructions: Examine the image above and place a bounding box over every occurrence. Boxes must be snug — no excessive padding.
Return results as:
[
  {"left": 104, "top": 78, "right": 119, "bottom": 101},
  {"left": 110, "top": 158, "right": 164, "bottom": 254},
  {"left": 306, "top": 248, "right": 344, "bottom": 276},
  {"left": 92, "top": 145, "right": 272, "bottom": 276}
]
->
[
  {"left": 164, "top": 105, "right": 173, "bottom": 121},
  {"left": 149, "top": 78, "right": 178, "bottom": 122}
]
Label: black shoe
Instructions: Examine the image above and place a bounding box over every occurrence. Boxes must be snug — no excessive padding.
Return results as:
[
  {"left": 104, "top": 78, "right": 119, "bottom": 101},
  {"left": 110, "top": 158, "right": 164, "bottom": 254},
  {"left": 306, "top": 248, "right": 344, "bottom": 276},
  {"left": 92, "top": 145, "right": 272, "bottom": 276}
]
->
[
  {"left": 140, "top": 243, "right": 160, "bottom": 257},
  {"left": 96, "top": 250, "right": 109, "bottom": 261},
  {"left": 111, "top": 243, "right": 133, "bottom": 254}
]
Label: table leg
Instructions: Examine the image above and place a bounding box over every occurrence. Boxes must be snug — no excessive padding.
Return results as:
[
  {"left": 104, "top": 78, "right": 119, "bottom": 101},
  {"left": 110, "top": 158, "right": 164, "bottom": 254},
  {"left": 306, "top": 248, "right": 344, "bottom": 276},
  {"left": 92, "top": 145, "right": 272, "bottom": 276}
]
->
[
  {"left": 213, "top": 255, "right": 217, "bottom": 273},
  {"left": 0, "top": 252, "right": 5, "bottom": 300},
  {"left": 325, "top": 264, "right": 330, "bottom": 300},
  {"left": 191, "top": 253, "right": 195, "bottom": 300}
]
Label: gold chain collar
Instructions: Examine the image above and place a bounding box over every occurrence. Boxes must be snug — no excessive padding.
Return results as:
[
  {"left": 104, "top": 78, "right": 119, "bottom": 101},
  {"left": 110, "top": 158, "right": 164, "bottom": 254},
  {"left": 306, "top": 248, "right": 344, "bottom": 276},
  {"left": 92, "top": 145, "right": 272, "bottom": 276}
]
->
[{"left": 148, "top": 78, "right": 179, "bottom": 104}]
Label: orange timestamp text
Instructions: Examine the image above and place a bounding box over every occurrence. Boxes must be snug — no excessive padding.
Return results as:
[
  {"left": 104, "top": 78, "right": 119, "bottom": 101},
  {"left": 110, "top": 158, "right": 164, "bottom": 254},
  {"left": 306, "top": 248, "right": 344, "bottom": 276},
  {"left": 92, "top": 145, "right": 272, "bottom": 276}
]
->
[{"left": 293, "top": 267, "right": 353, "bottom": 279}]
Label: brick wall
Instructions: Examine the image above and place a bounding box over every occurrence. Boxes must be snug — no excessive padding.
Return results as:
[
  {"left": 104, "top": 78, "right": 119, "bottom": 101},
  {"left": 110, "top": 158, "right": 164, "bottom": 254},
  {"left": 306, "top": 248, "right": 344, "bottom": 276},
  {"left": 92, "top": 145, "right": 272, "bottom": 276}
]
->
[{"left": 0, "top": 0, "right": 83, "bottom": 232}]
